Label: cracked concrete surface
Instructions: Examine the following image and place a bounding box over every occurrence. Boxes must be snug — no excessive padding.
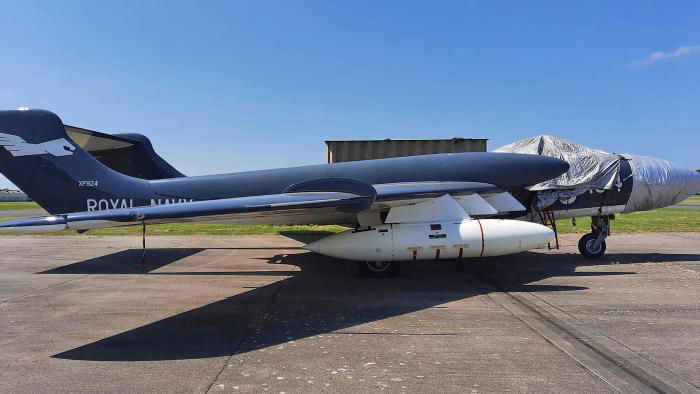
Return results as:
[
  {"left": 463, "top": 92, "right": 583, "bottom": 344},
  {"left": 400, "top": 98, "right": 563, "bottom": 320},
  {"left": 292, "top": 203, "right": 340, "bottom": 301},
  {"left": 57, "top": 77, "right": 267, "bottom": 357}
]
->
[{"left": 0, "top": 233, "right": 699, "bottom": 393}]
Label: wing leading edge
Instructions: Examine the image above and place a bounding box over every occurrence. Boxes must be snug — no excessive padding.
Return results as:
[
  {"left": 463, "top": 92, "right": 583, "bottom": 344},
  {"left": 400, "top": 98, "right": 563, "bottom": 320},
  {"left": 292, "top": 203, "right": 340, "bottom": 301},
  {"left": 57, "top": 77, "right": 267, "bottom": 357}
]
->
[
  {"left": 0, "top": 179, "right": 509, "bottom": 232},
  {"left": 0, "top": 191, "right": 374, "bottom": 233}
]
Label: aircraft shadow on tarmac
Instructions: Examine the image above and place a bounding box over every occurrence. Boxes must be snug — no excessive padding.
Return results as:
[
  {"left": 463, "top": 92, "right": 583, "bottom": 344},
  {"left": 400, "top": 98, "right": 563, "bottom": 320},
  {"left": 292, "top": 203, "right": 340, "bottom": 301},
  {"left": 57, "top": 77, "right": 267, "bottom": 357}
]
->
[
  {"left": 38, "top": 248, "right": 302, "bottom": 276},
  {"left": 49, "top": 249, "right": 700, "bottom": 362}
]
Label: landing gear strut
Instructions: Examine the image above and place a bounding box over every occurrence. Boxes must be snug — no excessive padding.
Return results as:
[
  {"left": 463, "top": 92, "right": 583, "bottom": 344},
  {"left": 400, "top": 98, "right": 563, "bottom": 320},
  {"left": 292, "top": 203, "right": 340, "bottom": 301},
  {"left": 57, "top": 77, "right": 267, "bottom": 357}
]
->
[
  {"left": 357, "top": 261, "right": 401, "bottom": 277},
  {"left": 578, "top": 216, "right": 610, "bottom": 259}
]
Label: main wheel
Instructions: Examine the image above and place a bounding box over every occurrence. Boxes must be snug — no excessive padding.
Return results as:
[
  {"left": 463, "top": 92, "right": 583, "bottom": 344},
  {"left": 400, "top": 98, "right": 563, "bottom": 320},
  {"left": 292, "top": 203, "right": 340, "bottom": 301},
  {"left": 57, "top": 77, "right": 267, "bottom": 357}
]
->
[
  {"left": 578, "top": 232, "right": 606, "bottom": 259},
  {"left": 357, "top": 261, "right": 400, "bottom": 277}
]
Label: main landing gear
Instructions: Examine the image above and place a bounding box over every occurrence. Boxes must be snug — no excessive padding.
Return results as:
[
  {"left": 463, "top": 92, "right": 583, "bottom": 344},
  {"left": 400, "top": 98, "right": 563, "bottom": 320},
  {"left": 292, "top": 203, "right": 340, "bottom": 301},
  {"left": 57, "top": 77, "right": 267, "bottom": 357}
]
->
[
  {"left": 578, "top": 215, "right": 611, "bottom": 259},
  {"left": 357, "top": 261, "right": 401, "bottom": 277}
]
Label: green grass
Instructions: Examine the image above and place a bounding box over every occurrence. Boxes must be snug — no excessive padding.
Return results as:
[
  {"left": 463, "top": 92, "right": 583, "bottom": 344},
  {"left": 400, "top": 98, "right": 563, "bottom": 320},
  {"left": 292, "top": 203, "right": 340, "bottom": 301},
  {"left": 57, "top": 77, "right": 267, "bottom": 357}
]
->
[
  {"left": 3, "top": 210, "right": 698, "bottom": 235},
  {"left": 0, "top": 219, "right": 346, "bottom": 236},
  {"left": 0, "top": 200, "right": 699, "bottom": 235},
  {"left": 680, "top": 195, "right": 700, "bottom": 205},
  {"left": 555, "top": 208, "right": 700, "bottom": 233},
  {"left": 0, "top": 201, "right": 41, "bottom": 211}
]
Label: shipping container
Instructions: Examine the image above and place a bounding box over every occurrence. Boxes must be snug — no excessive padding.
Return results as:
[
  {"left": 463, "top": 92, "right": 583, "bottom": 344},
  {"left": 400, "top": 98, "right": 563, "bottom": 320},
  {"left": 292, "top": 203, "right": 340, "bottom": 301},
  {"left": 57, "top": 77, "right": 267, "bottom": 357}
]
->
[{"left": 325, "top": 138, "right": 488, "bottom": 163}]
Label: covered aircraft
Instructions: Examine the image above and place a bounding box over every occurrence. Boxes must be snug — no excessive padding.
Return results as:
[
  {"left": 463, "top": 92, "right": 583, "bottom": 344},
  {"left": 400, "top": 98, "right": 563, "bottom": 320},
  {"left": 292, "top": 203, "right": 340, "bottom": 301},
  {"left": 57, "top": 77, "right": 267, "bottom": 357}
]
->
[{"left": 1, "top": 109, "right": 699, "bottom": 276}]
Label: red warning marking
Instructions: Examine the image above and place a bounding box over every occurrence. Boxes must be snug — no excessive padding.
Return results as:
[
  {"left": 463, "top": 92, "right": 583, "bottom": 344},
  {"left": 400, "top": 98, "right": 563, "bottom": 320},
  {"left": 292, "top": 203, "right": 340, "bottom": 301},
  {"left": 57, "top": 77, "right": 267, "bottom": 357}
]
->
[
  {"left": 458, "top": 248, "right": 463, "bottom": 259},
  {"left": 435, "top": 249, "right": 441, "bottom": 260},
  {"left": 477, "top": 219, "right": 485, "bottom": 257}
]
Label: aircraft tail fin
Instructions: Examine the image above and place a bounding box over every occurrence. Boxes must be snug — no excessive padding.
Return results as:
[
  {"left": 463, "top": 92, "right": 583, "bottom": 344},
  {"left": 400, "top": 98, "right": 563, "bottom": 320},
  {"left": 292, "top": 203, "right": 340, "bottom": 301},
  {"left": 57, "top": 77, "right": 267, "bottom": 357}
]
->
[{"left": 0, "top": 109, "right": 151, "bottom": 214}]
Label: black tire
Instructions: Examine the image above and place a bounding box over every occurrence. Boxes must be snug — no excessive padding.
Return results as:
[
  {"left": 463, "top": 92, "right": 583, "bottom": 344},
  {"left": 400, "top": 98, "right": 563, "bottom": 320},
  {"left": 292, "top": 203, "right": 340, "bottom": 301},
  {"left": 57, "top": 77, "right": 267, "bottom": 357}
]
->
[
  {"left": 578, "top": 232, "right": 607, "bottom": 259},
  {"left": 357, "top": 261, "right": 401, "bottom": 277}
]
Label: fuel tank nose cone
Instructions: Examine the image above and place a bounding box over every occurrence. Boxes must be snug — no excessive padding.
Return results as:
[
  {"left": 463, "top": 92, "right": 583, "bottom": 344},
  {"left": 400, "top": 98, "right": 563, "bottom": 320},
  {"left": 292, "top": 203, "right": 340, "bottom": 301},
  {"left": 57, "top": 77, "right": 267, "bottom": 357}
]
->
[
  {"left": 303, "top": 240, "right": 321, "bottom": 253},
  {"left": 537, "top": 222, "right": 556, "bottom": 240},
  {"left": 478, "top": 219, "right": 555, "bottom": 256}
]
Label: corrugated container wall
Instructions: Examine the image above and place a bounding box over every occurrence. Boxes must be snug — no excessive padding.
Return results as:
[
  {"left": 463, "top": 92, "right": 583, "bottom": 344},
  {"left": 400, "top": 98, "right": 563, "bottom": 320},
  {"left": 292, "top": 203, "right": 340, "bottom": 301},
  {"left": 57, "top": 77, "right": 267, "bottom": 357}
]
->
[
  {"left": 0, "top": 192, "right": 30, "bottom": 202},
  {"left": 325, "top": 138, "right": 488, "bottom": 163}
]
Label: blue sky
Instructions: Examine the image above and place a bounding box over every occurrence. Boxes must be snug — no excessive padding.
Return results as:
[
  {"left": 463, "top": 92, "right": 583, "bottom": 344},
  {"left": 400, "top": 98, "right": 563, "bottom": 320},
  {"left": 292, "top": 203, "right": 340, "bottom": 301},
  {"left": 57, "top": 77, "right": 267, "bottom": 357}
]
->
[{"left": 1, "top": 1, "right": 698, "bottom": 188}]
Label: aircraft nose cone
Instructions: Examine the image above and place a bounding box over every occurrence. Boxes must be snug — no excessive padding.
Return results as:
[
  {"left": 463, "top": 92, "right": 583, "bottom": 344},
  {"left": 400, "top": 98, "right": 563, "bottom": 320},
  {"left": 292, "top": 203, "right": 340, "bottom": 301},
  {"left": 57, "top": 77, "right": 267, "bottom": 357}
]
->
[{"left": 624, "top": 154, "right": 700, "bottom": 212}]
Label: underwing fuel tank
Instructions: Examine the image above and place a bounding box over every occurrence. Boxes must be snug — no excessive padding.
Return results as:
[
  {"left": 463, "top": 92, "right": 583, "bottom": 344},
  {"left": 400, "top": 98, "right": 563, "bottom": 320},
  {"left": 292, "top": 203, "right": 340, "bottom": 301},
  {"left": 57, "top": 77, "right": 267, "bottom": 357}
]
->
[{"left": 303, "top": 219, "right": 555, "bottom": 262}]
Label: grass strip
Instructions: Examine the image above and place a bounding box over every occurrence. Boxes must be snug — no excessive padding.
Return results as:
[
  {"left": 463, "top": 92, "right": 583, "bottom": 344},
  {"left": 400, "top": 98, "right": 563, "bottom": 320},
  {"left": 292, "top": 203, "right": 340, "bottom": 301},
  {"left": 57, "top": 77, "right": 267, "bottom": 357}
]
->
[{"left": 0, "top": 200, "right": 698, "bottom": 235}]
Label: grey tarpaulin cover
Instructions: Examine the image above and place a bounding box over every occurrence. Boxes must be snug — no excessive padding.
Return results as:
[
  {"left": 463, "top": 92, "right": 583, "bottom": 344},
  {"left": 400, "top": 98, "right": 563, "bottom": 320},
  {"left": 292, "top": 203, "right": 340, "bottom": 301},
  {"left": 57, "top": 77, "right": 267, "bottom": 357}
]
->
[
  {"left": 494, "top": 135, "right": 624, "bottom": 209},
  {"left": 621, "top": 154, "right": 700, "bottom": 212},
  {"left": 495, "top": 135, "right": 700, "bottom": 212}
]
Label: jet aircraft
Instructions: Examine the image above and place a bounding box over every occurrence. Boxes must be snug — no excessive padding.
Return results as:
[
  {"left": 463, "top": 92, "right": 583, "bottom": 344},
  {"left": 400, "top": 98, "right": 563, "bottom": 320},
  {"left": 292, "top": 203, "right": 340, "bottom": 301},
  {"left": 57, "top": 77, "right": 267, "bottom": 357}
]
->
[{"left": 1, "top": 109, "right": 699, "bottom": 276}]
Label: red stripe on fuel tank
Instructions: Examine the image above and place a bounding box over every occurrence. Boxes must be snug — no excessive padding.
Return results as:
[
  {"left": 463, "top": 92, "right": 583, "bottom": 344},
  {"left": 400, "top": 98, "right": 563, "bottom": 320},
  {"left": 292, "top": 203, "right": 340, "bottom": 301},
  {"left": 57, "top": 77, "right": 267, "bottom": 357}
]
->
[{"left": 477, "top": 219, "right": 485, "bottom": 257}]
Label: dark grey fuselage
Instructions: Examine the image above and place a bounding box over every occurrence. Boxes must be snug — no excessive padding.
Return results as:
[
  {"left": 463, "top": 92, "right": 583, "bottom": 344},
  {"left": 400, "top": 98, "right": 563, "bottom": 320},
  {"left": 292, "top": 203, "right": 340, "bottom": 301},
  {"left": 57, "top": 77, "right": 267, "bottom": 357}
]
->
[{"left": 0, "top": 110, "right": 569, "bottom": 221}]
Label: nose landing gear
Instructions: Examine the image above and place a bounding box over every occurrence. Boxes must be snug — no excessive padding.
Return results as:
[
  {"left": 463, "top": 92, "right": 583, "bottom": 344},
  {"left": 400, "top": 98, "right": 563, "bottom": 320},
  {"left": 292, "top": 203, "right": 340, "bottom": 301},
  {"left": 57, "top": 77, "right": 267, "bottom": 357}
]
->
[{"left": 578, "top": 215, "right": 610, "bottom": 259}]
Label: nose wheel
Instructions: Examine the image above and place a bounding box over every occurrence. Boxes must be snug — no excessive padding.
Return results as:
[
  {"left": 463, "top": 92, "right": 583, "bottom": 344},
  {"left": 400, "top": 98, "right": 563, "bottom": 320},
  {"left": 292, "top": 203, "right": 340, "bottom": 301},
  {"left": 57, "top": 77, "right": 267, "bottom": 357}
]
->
[
  {"left": 578, "top": 232, "right": 607, "bottom": 258},
  {"left": 578, "top": 215, "right": 610, "bottom": 259},
  {"left": 357, "top": 261, "right": 401, "bottom": 277}
]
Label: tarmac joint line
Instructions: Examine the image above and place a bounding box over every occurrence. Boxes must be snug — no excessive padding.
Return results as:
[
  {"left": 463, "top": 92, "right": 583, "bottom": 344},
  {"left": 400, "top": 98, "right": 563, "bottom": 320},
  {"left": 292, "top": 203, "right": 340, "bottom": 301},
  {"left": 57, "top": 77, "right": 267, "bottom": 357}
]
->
[
  {"left": 479, "top": 277, "right": 697, "bottom": 394},
  {"left": 203, "top": 279, "right": 286, "bottom": 393}
]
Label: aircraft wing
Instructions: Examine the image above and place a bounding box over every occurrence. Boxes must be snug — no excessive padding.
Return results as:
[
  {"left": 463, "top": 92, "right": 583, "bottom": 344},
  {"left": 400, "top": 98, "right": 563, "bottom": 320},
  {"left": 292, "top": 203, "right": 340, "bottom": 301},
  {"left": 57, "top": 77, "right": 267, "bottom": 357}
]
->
[
  {"left": 0, "top": 179, "right": 511, "bottom": 233},
  {"left": 0, "top": 191, "right": 375, "bottom": 232}
]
